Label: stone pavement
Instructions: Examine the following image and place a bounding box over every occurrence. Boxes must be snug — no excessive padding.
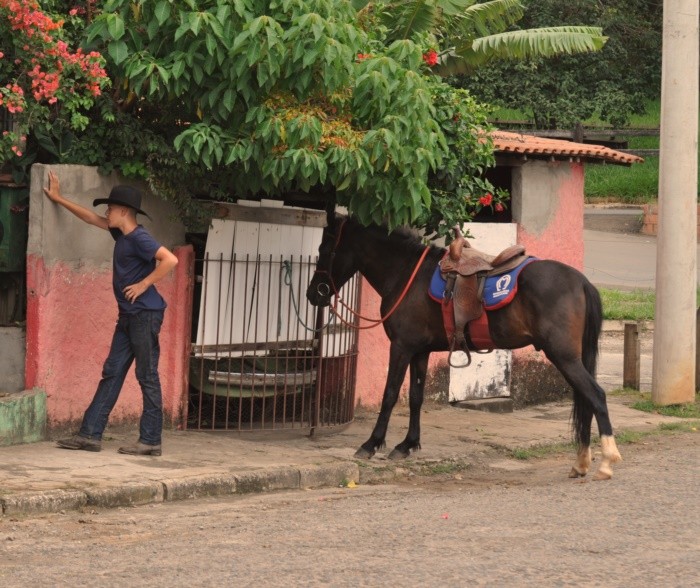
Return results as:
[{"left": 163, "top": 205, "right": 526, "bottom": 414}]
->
[{"left": 0, "top": 389, "right": 682, "bottom": 518}]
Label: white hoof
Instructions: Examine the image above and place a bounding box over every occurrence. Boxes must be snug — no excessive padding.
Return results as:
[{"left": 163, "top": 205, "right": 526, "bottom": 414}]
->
[
  {"left": 569, "top": 446, "right": 592, "bottom": 478},
  {"left": 593, "top": 435, "right": 622, "bottom": 481}
]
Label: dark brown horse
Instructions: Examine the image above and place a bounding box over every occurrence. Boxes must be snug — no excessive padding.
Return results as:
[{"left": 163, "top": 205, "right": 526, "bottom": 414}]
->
[{"left": 306, "top": 214, "right": 622, "bottom": 480}]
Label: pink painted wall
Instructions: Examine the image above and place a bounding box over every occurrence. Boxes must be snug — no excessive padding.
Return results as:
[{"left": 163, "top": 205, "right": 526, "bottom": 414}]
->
[
  {"left": 354, "top": 279, "right": 449, "bottom": 407},
  {"left": 26, "top": 164, "right": 194, "bottom": 431},
  {"left": 515, "top": 161, "right": 585, "bottom": 270},
  {"left": 354, "top": 160, "right": 586, "bottom": 407},
  {"left": 354, "top": 281, "right": 389, "bottom": 407}
]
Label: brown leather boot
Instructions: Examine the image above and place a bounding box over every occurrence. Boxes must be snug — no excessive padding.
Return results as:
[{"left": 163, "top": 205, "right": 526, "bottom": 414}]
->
[
  {"left": 118, "top": 441, "right": 162, "bottom": 456},
  {"left": 56, "top": 435, "right": 102, "bottom": 452}
]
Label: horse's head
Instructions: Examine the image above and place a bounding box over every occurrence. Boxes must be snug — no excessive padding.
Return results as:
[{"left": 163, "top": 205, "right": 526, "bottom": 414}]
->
[{"left": 306, "top": 213, "right": 357, "bottom": 307}]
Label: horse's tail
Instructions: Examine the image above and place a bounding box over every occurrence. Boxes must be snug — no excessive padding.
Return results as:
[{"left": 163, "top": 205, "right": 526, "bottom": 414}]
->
[
  {"left": 581, "top": 280, "right": 603, "bottom": 375},
  {"left": 572, "top": 279, "right": 603, "bottom": 447}
]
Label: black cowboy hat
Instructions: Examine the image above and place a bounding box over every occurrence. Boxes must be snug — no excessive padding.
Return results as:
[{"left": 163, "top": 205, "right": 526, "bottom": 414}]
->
[{"left": 93, "top": 185, "right": 151, "bottom": 219}]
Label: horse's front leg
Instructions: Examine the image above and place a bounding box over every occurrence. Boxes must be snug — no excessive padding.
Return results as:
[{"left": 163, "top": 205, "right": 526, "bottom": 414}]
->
[
  {"left": 388, "top": 351, "right": 429, "bottom": 460},
  {"left": 354, "top": 344, "right": 411, "bottom": 459}
]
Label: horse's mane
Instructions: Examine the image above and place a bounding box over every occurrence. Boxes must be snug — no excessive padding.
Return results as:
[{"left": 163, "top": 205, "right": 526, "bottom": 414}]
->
[{"left": 342, "top": 215, "right": 441, "bottom": 256}]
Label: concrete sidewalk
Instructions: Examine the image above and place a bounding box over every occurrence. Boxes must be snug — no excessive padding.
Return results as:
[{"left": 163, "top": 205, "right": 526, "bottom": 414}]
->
[{"left": 0, "top": 390, "right": 681, "bottom": 517}]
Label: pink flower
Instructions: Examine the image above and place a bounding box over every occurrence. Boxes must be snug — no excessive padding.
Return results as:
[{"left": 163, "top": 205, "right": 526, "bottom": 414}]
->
[
  {"left": 422, "top": 50, "right": 438, "bottom": 67},
  {"left": 0, "top": 52, "right": 4, "bottom": 59},
  {"left": 69, "top": 8, "right": 78, "bottom": 16},
  {"left": 479, "top": 193, "right": 493, "bottom": 206},
  {"left": 495, "top": 203, "right": 505, "bottom": 212}
]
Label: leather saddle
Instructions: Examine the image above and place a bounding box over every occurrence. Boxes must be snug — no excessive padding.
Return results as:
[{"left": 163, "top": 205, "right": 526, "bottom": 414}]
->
[{"left": 440, "top": 226, "right": 527, "bottom": 366}]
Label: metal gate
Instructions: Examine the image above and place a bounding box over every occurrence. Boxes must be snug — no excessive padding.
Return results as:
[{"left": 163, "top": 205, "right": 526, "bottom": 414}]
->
[{"left": 187, "top": 203, "right": 359, "bottom": 432}]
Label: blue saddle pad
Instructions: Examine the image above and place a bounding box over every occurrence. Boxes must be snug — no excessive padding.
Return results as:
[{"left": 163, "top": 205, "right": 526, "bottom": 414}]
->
[{"left": 428, "top": 257, "right": 537, "bottom": 309}]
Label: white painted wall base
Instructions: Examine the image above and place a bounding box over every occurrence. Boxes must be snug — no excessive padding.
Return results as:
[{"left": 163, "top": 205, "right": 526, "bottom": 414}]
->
[{"left": 448, "top": 223, "right": 517, "bottom": 402}]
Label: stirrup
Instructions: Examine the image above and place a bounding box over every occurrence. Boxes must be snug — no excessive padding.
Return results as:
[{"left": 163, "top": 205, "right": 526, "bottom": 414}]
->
[{"left": 447, "top": 337, "right": 472, "bottom": 368}]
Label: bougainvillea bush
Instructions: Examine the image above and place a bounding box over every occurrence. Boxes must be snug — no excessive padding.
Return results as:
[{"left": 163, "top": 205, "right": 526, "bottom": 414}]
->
[{"left": 0, "top": 0, "right": 109, "bottom": 182}]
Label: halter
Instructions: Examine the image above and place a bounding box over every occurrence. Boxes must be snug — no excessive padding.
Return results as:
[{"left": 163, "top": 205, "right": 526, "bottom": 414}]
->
[{"left": 312, "top": 218, "right": 431, "bottom": 330}]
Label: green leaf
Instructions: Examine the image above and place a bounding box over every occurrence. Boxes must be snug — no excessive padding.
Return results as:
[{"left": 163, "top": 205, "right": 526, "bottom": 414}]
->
[
  {"left": 451, "top": 27, "right": 607, "bottom": 73},
  {"left": 189, "top": 13, "right": 203, "bottom": 36},
  {"left": 154, "top": 1, "right": 171, "bottom": 26},
  {"left": 171, "top": 59, "right": 186, "bottom": 79},
  {"left": 107, "top": 40, "right": 129, "bottom": 65},
  {"left": 106, "top": 14, "right": 126, "bottom": 39}
]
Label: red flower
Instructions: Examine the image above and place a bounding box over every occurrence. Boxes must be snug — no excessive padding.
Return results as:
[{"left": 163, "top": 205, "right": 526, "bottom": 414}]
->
[
  {"left": 495, "top": 202, "right": 505, "bottom": 212},
  {"left": 422, "top": 50, "right": 438, "bottom": 67},
  {"left": 356, "top": 53, "right": 372, "bottom": 61},
  {"left": 479, "top": 193, "right": 493, "bottom": 206}
]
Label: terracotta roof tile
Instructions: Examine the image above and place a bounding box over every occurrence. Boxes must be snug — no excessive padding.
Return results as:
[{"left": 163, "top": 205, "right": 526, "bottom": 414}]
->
[{"left": 491, "top": 130, "right": 644, "bottom": 166}]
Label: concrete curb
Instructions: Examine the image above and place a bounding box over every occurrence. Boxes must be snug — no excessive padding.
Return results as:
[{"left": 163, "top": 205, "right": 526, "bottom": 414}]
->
[
  {"left": 0, "top": 462, "right": 362, "bottom": 517},
  {"left": 602, "top": 320, "right": 653, "bottom": 334}
]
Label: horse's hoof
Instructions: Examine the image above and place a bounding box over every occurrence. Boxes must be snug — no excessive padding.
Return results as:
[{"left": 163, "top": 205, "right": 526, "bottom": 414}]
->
[
  {"left": 354, "top": 447, "right": 375, "bottom": 460},
  {"left": 568, "top": 467, "right": 587, "bottom": 478},
  {"left": 387, "top": 448, "right": 410, "bottom": 460},
  {"left": 592, "top": 467, "right": 613, "bottom": 481}
]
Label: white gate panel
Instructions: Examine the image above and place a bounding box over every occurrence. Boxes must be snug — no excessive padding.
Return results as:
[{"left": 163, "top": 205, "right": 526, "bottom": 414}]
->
[
  {"left": 449, "top": 223, "right": 517, "bottom": 402},
  {"left": 194, "top": 203, "right": 353, "bottom": 358}
]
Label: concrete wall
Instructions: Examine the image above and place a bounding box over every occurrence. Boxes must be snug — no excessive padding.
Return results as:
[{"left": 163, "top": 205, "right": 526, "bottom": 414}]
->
[
  {"left": 0, "top": 327, "right": 25, "bottom": 393},
  {"left": 26, "top": 164, "right": 194, "bottom": 432},
  {"left": 513, "top": 159, "right": 585, "bottom": 270}
]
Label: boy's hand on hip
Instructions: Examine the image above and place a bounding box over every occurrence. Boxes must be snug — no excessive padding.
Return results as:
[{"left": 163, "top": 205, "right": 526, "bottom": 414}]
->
[{"left": 123, "top": 281, "right": 147, "bottom": 303}]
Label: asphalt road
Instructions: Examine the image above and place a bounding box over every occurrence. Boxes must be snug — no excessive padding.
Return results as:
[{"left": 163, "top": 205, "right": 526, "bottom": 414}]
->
[
  {"left": 583, "top": 208, "right": 700, "bottom": 289},
  {"left": 1, "top": 431, "right": 698, "bottom": 587}
]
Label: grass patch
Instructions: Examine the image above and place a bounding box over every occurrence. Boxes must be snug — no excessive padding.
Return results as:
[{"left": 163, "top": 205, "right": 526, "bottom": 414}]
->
[
  {"left": 510, "top": 441, "right": 576, "bottom": 460},
  {"left": 413, "top": 459, "right": 472, "bottom": 476},
  {"left": 614, "top": 430, "right": 645, "bottom": 444},
  {"left": 585, "top": 156, "right": 660, "bottom": 203},
  {"left": 599, "top": 288, "right": 656, "bottom": 321},
  {"left": 631, "top": 392, "right": 700, "bottom": 419},
  {"left": 599, "top": 288, "right": 700, "bottom": 321},
  {"left": 489, "top": 106, "right": 534, "bottom": 122},
  {"left": 511, "top": 420, "right": 698, "bottom": 461},
  {"left": 658, "top": 421, "right": 700, "bottom": 433}
]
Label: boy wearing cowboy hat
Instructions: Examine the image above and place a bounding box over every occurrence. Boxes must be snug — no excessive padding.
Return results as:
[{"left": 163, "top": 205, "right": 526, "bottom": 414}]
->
[{"left": 43, "top": 171, "right": 178, "bottom": 456}]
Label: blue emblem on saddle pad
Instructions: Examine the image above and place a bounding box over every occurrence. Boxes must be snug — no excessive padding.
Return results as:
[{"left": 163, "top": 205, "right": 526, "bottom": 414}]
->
[
  {"left": 428, "top": 257, "right": 537, "bottom": 309},
  {"left": 482, "top": 257, "right": 537, "bottom": 309}
]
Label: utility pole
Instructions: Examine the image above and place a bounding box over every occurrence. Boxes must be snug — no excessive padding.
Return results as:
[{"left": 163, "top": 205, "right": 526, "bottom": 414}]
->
[{"left": 652, "top": 0, "right": 699, "bottom": 404}]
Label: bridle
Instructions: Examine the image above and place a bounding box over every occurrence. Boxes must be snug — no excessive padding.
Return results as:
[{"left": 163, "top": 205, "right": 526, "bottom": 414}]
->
[{"left": 311, "top": 218, "right": 431, "bottom": 330}]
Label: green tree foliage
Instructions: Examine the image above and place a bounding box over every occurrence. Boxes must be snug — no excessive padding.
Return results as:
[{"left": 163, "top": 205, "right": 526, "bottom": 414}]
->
[
  {"left": 78, "top": 0, "right": 498, "bottom": 234},
  {"left": 457, "top": 0, "right": 662, "bottom": 128},
  {"left": 357, "top": 0, "right": 607, "bottom": 75}
]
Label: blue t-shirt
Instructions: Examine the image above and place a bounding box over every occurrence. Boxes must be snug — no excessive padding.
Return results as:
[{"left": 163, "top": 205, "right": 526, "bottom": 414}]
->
[{"left": 110, "top": 226, "right": 167, "bottom": 315}]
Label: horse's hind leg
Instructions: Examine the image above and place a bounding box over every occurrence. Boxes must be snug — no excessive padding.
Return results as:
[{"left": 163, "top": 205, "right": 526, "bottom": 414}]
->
[
  {"left": 388, "top": 351, "right": 429, "bottom": 460},
  {"left": 548, "top": 354, "right": 622, "bottom": 480},
  {"left": 569, "top": 393, "right": 593, "bottom": 478},
  {"left": 355, "top": 344, "right": 411, "bottom": 459}
]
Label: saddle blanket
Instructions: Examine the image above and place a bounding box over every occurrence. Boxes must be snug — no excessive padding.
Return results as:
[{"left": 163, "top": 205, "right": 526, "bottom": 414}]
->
[{"left": 429, "top": 256, "right": 537, "bottom": 310}]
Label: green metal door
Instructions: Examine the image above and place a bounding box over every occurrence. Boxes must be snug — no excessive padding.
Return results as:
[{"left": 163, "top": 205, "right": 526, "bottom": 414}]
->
[{"left": 0, "top": 184, "right": 29, "bottom": 272}]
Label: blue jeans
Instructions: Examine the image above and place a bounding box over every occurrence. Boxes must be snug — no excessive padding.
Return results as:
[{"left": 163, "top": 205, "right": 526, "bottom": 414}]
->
[{"left": 79, "top": 310, "right": 164, "bottom": 445}]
